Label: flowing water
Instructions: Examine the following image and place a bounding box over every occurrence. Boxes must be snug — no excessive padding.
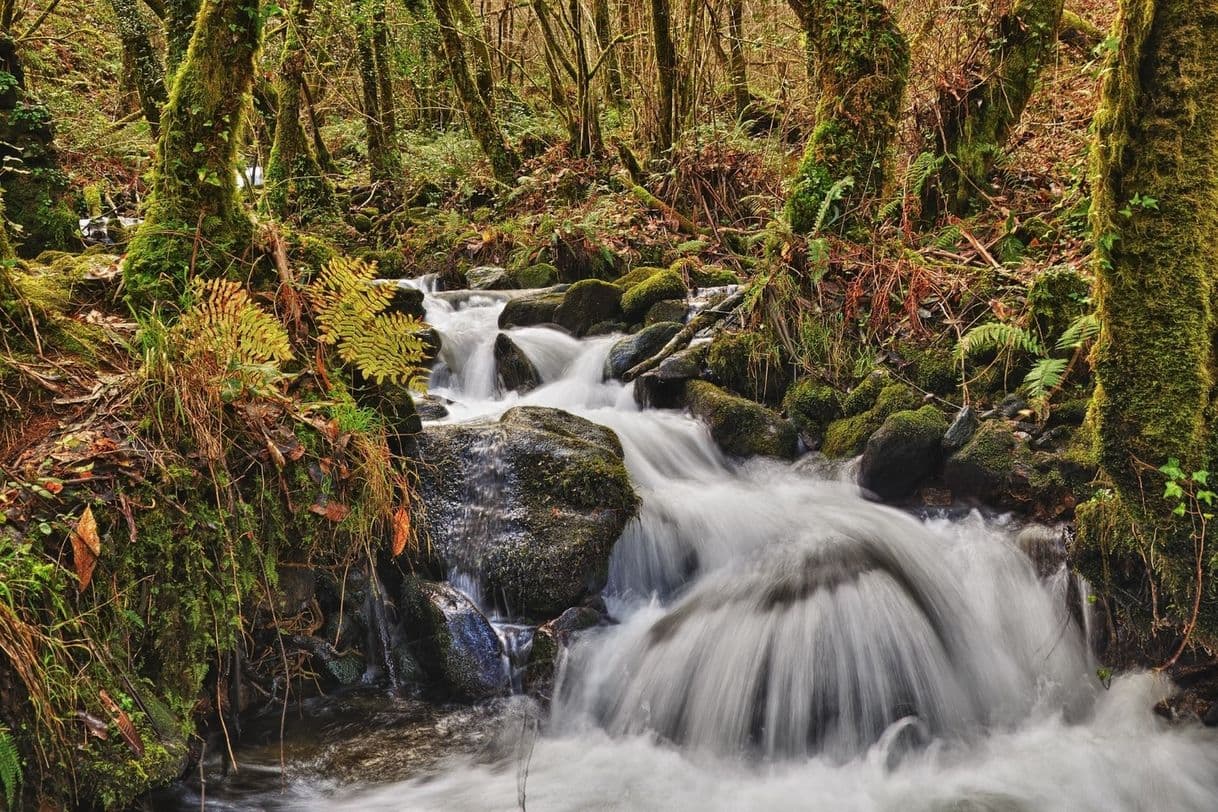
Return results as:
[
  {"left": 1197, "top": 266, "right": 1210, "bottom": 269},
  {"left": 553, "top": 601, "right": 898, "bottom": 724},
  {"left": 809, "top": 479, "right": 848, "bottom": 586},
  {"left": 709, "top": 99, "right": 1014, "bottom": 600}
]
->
[{"left": 167, "top": 282, "right": 1218, "bottom": 811}]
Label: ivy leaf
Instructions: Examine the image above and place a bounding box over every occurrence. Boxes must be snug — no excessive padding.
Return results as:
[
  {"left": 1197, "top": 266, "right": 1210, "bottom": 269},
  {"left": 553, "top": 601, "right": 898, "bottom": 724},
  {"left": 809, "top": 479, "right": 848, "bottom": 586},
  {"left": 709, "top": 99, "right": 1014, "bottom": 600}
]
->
[{"left": 1164, "top": 481, "right": 1184, "bottom": 500}]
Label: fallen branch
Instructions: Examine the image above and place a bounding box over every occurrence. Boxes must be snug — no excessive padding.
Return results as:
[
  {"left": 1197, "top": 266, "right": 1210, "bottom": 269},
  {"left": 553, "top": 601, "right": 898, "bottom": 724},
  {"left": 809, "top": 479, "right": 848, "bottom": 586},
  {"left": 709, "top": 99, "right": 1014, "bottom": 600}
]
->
[
  {"left": 622, "top": 287, "right": 748, "bottom": 382},
  {"left": 614, "top": 170, "right": 704, "bottom": 237}
]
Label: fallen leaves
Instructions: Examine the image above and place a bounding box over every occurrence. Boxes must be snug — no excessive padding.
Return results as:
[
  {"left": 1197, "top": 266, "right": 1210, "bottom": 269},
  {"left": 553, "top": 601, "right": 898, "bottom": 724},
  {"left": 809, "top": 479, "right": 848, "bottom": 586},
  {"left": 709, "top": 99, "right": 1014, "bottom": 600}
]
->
[
  {"left": 309, "top": 500, "right": 350, "bottom": 523},
  {"left": 70, "top": 506, "right": 100, "bottom": 592},
  {"left": 391, "top": 506, "right": 411, "bottom": 556},
  {"left": 98, "top": 689, "right": 144, "bottom": 757}
]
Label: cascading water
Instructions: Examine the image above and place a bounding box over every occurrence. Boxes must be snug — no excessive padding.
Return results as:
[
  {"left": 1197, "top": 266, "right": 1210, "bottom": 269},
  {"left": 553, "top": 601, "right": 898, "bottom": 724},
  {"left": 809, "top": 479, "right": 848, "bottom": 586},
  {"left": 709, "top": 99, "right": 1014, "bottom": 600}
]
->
[{"left": 174, "top": 283, "right": 1218, "bottom": 810}]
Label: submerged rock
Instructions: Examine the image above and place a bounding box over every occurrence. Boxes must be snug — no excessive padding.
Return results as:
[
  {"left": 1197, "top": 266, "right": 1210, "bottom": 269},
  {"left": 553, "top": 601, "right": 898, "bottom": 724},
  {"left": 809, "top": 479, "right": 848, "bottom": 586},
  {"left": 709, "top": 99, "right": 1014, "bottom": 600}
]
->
[
  {"left": 604, "top": 321, "right": 681, "bottom": 380},
  {"left": 859, "top": 406, "right": 949, "bottom": 501},
  {"left": 495, "top": 333, "right": 542, "bottom": 392},
  {"left": 685, "top": 380, "right": 798, "bottom": 460},
  {"left": 416, "top": 406, "right": 638, "bottom": 618},
  {"left": 399, "top": 579, "right": 507, "bottom": 700}
]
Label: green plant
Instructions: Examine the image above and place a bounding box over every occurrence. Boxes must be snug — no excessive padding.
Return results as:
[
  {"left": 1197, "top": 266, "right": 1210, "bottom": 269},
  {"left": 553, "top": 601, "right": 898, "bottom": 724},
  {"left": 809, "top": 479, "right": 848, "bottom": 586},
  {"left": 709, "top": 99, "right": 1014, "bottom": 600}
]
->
[
  {"left": 0, "top": 724, "right": 20, "bottom": 809},
  {"left": 1158, "top": 458, "right": 1214, "bottom": 667}
]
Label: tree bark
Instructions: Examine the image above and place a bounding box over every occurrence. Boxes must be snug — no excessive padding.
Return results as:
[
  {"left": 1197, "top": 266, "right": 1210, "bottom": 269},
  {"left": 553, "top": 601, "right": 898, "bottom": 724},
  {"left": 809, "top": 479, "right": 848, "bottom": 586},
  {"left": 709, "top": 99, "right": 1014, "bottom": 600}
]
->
[
  {"left": 783, "top": 0, "right": 909, "bottom": 234},
  {"left": 108, "top": 0, "right": 166, "bottom": 133},
  {"left": 592, "top": 0, "right": 623, "bottom": 107},
  {"left": 165, "top": 0, "right": 200, "bottom": 76},
  {"left": 649, "top": 0, "right": 678, "bottom": 155},
  {"left": 356, "top": 0, "right": 403, "bottom": 197},
  {"left": 726, "top": 0, "right": 749, "bottom": 120},
  {"left": 122, "top": 0, "right": 263, "bottom": 306}
]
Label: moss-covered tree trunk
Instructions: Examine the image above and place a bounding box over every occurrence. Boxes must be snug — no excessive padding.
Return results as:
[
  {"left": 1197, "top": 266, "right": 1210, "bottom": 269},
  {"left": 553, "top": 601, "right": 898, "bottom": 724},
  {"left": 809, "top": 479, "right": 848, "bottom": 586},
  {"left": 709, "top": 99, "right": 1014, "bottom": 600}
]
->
[
  {"left": 649, "top": 0, "right": 678, "bottom": 155},
  {"left": 593, "top": 0, "right": 624, "bottom": 107},
  {"left": 1078, "top": 0, "right": 1218, "bottom": 650},
  {"left": 109, "top": 0, "right": 167, "bottom": 133},
  {"left": 266, "top": 0, "right": 334, "bottom": 218},
  {"left": 122, "top": 0, "right": 263, "bottom": 306},
  {"left": 356, "top": 0, "right": 403, "bottom": 198},
  {"left": 926, "top": 0, "right": 1064, "bottom": 216},
  {"left": 727, "top": 0, "right": 750, "bottom": 119},
  {"left": 0, "top": 35, "right": 77, "bottom": 257},
  {"left": 165, "top": 0, "right": 200, "bottom": 76},
  {"left": 783, "top": 0, "right": 909, "bottom": 234},
  {"left": 432, "top": 0, "right": 520, "bottom": 185}
]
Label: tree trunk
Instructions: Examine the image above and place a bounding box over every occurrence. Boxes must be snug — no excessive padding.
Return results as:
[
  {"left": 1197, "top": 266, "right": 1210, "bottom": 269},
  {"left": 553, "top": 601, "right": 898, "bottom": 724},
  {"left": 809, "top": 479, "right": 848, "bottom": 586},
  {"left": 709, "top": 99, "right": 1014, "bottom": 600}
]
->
[
  {"left": 927, "top": 0, "right": 1065, "bottom": 216},
  {"left": 432, "top": 0, "right": 520, "bottom": 185},
  {"left": 122, "top": 0, "right": 263, "bottom": 307},
  {"left": 165, "top": 0, "right": 200, "bottom": 76},
  {"left": 593, "top": 0, "right": 623, "bottom": 107},
  {"left": 266, "top": 0, "right": 334, "bottom": 218},
  {"left": 1078, "top": 0, "right": 1218, "bottom": 647},
  {"left": 649, "top": 0, "right": 678, "bottom": 155},
  {"left": 783, "top": 0, "right": 909, "bottom": 234},
  {"left": 357, "top": 0, "right": 403, "bottom": 197},
  {"left": 108, "top": 0, "right": 166, "bottom": 133},
  {"left": 727, "top": 0, "right": 749, "bottom": 120}
]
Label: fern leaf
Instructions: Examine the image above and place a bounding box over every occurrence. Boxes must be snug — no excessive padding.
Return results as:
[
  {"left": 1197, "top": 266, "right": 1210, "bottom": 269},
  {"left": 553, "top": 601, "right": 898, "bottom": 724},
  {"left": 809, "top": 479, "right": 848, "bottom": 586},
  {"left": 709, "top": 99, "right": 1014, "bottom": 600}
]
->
[
  {"left": 0, "top": 724, "right": 21, "bottom": 810},
  {"left": 1056, "top": 313, "right": 1100, "bottom": 351},
  {"left": 1023, "top": 357, "right": 1069, "bottom": 398},
  {"left": 957, "top": 321, "right": 1044, "bottom": 359},
  {"left": 813, "top": 176, "right": 855, "bottom": 233}
]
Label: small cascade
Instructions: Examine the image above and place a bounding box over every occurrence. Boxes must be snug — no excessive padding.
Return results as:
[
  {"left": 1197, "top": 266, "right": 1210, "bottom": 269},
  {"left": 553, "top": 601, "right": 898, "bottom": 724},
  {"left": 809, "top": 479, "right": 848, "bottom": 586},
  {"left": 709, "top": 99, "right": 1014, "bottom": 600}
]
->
[{"left": 362, "top": 570, "right": 401, "bottom": 690}]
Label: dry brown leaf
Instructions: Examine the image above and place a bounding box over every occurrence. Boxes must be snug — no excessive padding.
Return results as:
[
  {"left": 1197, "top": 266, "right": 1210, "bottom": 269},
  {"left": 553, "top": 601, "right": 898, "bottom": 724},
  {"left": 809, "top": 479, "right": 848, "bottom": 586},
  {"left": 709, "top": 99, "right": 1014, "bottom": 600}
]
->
[
  {"left": 99, "top": 689, "right": 144, "bottom": 757},
  {"left": 71, "top": 505, "right": 100, "bottom": 592},
  {"left": 309, "top": 501, "right": 350, "bottom": 522},
  {"left": 391, "top": 506, "right": 411, "bottom": 556}
]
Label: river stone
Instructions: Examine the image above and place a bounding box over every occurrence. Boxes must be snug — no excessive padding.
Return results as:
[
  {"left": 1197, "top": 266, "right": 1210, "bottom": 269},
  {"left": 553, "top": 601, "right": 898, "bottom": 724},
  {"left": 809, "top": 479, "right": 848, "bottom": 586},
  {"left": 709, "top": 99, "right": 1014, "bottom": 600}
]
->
[
  {"left": 499, "top": 288, "right": 566, "bottom": 329},
  {"left": 685, "top": 380, "right": 798, "bottom": 460},
  {"left": 467, "top": 265, "right": 512, "bottom": 290},
  {"left": 604, "top": 321, "right": 681, "bottom": 380},
  {"left": 385, "top": 283, "right": 426, "bottom": 320},
  {"left": 942, "top": 406, "right": 979, "bottom": 451},
  {"left": 645, "top": 298, "right": 688, "bottom": 325},
  {"left": 943, "top": 420, "right": 1033, "bottom": 505},
  {"left": 858, "top": 406, "right": 949, "bottom": 501},
  {"left": 634, "top": 343, "right": 707, "bottom": 408},
  {"left": 554, "top": 279, "right": 623, "bottom": 336},
  {"left": 399, "top": 579, "right": 507, "bottom": 700},
  {"left": 494, "top": 333, "right": 541, "bottom": 392},
  {"left": 416, "top": 406, "right": 638, "bottom": 618},
  {"left": 415, "top": 394, "right": 451, "bottom": 421}
]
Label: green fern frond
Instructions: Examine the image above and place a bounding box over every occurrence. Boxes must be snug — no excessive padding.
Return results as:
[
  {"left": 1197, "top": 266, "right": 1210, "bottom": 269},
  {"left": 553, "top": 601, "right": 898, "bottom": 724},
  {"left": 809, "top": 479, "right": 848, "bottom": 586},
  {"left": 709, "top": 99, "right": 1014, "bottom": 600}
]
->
[
  {"left": 957, "top": 321, "right": 1045, "bottom": 359},
  {"left": 174, "top": 278, "right": 293, "bottom": 368},
  {"left": 931, "top": 224, "right": 964, "bottom": 249},
  {"left": 308, "top": 257, "right": 430, "bottom": 387},
  {"left": 907, "top": 151, "right": 945, "bottom": 198},
  {"left": 0, "top": 724, "right": 21, "bottom": 810},
  {"left": 814, "top": 177, "right": 855, "bottom": 233},
  {"left": 1023, "top": 357, "right": 1069, "bottom": 399},
  {"left": 1056, "top": 313, "right": 1100, "bottom": 351}
]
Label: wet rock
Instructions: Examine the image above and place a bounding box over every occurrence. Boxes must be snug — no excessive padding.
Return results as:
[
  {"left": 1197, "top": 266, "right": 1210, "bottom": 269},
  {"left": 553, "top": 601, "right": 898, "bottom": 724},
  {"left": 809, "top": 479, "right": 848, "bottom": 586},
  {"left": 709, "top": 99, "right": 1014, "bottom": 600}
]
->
[
  {"left": 644, "top": 298, "right": 688, "bottom": 325},
  {"left": 498, "top": 288, "right": 567, "bottom": 329},
  {"left": 685, "top": 380, "right": 799, "bottom": 460},
  {"left": 621, "top": 270, "right": 687, "bottom": 322},
  {"left": 859, "top": 406, "right": 949, "bottom": 501},
  {"left": 290, "top": 635, "right": 366, "bottom": 687},
  {"left": 524, "top": 604, "right": 607, "bottom": 692},
  {"left": 634, "top": 343, "right": 707, "bottom": 408},
  {"left": 385, "top": 283, "right": 426, "bottom": 320},
  {"left": 417, "top": 406, "right": 638, "bottom": 618},
  {"left": 999, "top": 394, "right": 1030, "bottom": 418},
  {"left": 555, "top": 279, "right": 623, "bottom": 336},
  {"left": 1015, "top": 525, "right": 1067, "bottom": 578},
  {"left": 942, "top": 406, "right": 979, "bottom": 452},
  {"left": 1032, "top": 425, "right": 1073, "bottom": 451},
  {"left": 494, "top": 333, "right": 542, "bottom": 392},
  {"left": 604, "top": 321, "right": 681, "bottom": 380},
  {"left": 414, "top": 393, "right": 451, "bottom": 421},
  {"left": 822, "top": 383, "right": 920, "bottom": 458},
  {"left": 467, "top": 265, "right": 512, "bottom": 290},
  {"left": 399, "top": 579, "right": 507, "bottom": 700},
  {"left": 943, "top": 421, "right": 1031, "bottom": 505}
]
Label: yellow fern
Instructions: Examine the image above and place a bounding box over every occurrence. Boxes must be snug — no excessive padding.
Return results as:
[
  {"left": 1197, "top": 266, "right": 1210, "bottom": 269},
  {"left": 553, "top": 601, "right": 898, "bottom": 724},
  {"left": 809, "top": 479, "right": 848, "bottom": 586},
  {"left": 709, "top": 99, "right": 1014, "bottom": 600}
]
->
[{"left": 308, "top": 257, "right": 429, "bottom": 387}]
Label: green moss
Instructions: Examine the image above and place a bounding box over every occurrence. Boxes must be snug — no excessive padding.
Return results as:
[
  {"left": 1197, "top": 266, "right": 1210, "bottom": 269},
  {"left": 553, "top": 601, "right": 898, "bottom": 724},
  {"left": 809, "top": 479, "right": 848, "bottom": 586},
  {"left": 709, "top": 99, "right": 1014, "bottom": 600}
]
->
[
  {"left": 707, "top": 328, "right": 791, "bottom": 404},
  {"left": 782, "top": 379, "right": 842, "bottom": 440},
  {"left": 905, "top": 345, "right": 958, "bottom": 395},
  {"left": 621, "top": 270, "right": 687, "bottom": 321},
  {"left": 687, "top": 264, "right": 739, "bottom": 288},
  {"left": 840, "top": 368, "right": 891, "bottom": 416},
  {"left": 1027, "top": 265, "right": 1091, "bottom": 343},
  {"left": 686, "top": 380, "right": 798, "bottom": 459},
  {"left": 555, "top": 279, "right": 623, "bottom": 336},
  {"left": 614, "top": 265, "right": 664, "bottom": 291},
  {"left": 822, "top": 382, "right": 919, "bottom": 458},
  {"left": 512, "top": 262, "right": 558, "bottom": 288}
]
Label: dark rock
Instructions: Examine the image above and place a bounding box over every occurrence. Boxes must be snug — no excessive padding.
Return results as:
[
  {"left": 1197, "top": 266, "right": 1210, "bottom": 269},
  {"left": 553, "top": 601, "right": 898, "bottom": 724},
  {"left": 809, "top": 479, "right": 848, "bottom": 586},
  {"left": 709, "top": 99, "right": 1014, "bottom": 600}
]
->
[
  {"left": 942, "top": 406, "right": 979, "bottom": 451},
  {"left": 604, "top": 321, "right": 681, "bottom": 380},
  {"left": 685, "top": 380, "right": 799, "bottom": 460},
  {"left": 1032, "top": 425, "right": 1073, "bottom": 451},
  {"left": 385, "top": 283, "right": 426, "bottom": 320},
  {"left": 555, "top": 279, "right": 623, "bottom": 336},
  {"left": 416, "top": 407, "right": 638, "bottom": 618},
  {"left": 415, "top": 394, "right": 451, "bottom": 421},
  {"left": 467, "top": 265, "right": 512, "bottom": 290},
  {"left": 1015, "top": 525, "right": 1067, "bottom": 579},
  {"left": 399, "top": 579, "right": 507, "bottom": 700},
  {"left": 859, "top": 406, "right": 949, "bottom": 501},
  {"left": 943, "top": 421, "right": 1031, "bottom": 505},
  {"left": 634, "top": 343, "right": 707, "bottom": 408},
  {"left": 645, "top": 298, "right": 689, "bottom": 325},
  {"left": 822, "top": 383, "right": 920, "bottom": 458},
  {"left": 495, "top": 333, "right": 542, "bottom": 392},
  {"left": 499, "top": 289, "right": 566, "bottom": 329},
  {"left": 999, "top": 394, "right": 1030, "bottom": 419},
  {"left": 524, "top": 604, "right": 607, "bottom": 692}
]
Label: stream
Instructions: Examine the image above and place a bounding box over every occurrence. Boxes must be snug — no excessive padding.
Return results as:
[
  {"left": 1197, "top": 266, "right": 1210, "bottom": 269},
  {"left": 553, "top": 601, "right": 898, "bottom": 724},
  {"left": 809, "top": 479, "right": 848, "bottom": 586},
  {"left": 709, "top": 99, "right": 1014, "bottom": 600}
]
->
[{"left": 163, "top": 282, "right": 1218, "bottom": 811}]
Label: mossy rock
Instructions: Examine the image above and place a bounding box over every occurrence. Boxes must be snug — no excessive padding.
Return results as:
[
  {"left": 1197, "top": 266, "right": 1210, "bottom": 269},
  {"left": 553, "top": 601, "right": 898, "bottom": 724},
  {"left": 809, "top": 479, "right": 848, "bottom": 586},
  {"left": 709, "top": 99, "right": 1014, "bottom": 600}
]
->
[
  {"left": 604, "top": 321, "right": 681, "bottom": 380},
  {"left": 621, "top": 270, "right": 687, "bottom": 322},
  {"left": 499, "top": 288, "right": 567, "bottom": 329},
  {"left": 906, "top": 344, "right": 958, "bottom": 396},
  {"left": 943, "top": 420, "right": 1032, "bottom": 505},
  {"left": 858, "top": 406, "right": 949, "bottom": 500},
  {"left": 783, "top": 379, "right": 842, "bottom": 443},
  {"left": 687, "top": 264, "right": 739, "bottom": 288},
  {"left": 821, "top": 383, "right": 920, "bottom": 458},
  {"left": 645, "top": 298, "right": 688, "bottom": 325},
  {"left": 685, "top": 380, "right": 798, "bottom": 460},
  {"left": 707, "top": 329, "right": 792, "bottom": 404},
  {"left": 466, "top": 265, "right": 512, "bottom": 290},
  {"left": 555, "top": 279, "right": 623, "bottom": 336},
  {"left": 1028, "top": 265, "right": 1092, "bottom": 342},
  {"left": 399, "top": 578, "right": 508, "bottom": 700},
  {"left": 416, "top": 406, "right": 638, "bottom": 619},
  {"left": 841, "top": 369, "right": 892, "bottom": 416},
  {"left": 614, "top": 265, "right": 665, "bottom": 291},
  {"left": 512, "top": 262, "right": 558, "bottom": 289}
]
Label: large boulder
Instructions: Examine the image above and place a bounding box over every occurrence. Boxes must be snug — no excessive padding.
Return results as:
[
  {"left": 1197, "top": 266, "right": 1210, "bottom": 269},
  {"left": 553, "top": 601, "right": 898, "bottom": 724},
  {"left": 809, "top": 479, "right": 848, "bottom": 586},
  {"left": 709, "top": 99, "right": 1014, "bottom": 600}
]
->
[
  {"left": 604, "top": 321, "right": 681, "bottom": 380},
  {"left": 416, "top": 406, "right": 638, "bottom": 618},
  {"left": 466, "top": 265, "right": 512, "bottom": 290},
  {"left": 621, "top": 270, "right": 687, "bottom": 322},
  {"left": 495, "top": 333, "right": 542, "bottom": 392},
  {"left": 399, "top": 579, "right": 507, "bottom": 700},
  {"left": 498, "top": 288, "right": 567, "bottom": 329},
  {"left": 554, "top": 279, "right": 623, "bottom": 336},
  {"left": 685, "top": 380, "right": 798, "bottom": 459},
  {"left": 858, "top": 406, "right": 949, "bottom": 501}
]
